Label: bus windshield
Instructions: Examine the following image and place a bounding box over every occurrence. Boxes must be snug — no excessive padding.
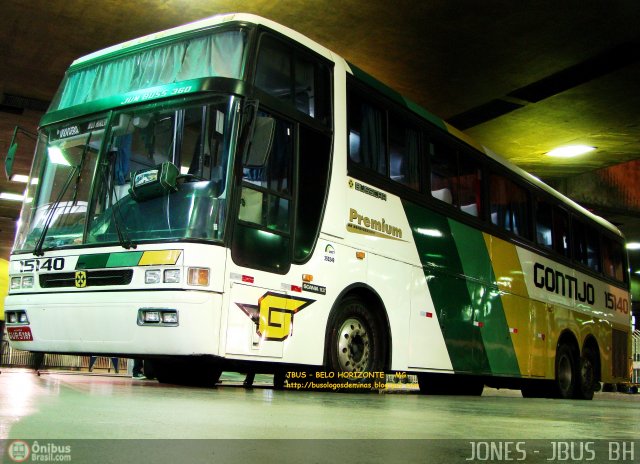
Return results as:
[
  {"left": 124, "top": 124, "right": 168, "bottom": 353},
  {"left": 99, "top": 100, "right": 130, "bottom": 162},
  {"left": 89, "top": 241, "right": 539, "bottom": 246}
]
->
[{"left": 14, "top": 96, "right": 239, "bottom": 253}]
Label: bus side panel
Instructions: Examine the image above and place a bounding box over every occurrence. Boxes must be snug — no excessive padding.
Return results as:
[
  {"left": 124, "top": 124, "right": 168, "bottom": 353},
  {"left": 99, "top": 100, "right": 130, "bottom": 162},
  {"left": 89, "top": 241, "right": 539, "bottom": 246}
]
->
[
  {"left": 484, "top": 234, "right": 548, "bottom": 378},
  {"left": 402, "top": 201, "right": 489, "bottom": 374}
]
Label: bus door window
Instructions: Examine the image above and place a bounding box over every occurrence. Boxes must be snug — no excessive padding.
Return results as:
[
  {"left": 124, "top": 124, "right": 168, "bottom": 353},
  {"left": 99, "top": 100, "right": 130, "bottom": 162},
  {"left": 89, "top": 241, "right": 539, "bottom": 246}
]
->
[
  {"left": 294, "top": 125, "right": 331, "bottom": 262},
  {"left": 233, "top": 113, "right": 294, "bottom": 273}
]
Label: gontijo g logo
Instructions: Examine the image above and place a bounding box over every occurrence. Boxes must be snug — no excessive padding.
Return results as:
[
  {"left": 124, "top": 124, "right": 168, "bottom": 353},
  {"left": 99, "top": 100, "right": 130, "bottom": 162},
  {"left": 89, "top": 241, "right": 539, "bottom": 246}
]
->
[{"left": 236, "top": 292, "right": 314, "bottom": 341}]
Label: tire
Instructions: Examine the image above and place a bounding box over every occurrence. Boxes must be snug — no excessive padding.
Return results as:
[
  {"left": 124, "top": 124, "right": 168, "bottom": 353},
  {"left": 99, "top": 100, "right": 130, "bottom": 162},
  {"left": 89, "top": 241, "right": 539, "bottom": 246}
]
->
[
  {"left": 418, "top": 373, "right": 484, "bottom": 396},
  {"left": 326, "top": 296, "right": 387, "bottom": 391},
  {"left": 574, "top": 348, "right": 596, "bottom": 400},
  {"left": 554, "top": 344, "right": 577, "bottom": 399}
]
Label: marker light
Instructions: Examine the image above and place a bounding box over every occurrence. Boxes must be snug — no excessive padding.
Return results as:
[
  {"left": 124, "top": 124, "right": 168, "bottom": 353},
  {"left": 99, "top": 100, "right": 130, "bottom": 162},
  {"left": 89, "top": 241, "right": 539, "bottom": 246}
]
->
[
  {"left": 188, "top": 267, "right": 210, "bottom": 286},
  {"left": 145, "top": 270, "right": 161, "bottom": 284},
  {"left": 546, "top": 145, "right": 595, "bottom": 158}
]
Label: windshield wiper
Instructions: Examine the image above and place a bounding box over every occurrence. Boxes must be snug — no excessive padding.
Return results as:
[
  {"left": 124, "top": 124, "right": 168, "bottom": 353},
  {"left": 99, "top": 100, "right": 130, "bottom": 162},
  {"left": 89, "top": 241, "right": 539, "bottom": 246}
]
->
[
  {"left": 33, "top": 165, "right": 79, "bottom": 256},
  {"left": 103, "top": 149, "right": 136, "bottom": 249}
]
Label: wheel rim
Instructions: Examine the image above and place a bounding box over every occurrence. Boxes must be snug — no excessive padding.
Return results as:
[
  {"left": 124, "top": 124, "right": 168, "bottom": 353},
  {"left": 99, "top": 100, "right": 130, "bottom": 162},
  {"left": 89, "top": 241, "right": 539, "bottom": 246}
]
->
[
  {"left": 581, "top": 357, "right": 594, "bottom": 389},
  {"left": 558, "top": 353, "right": 572, "bottom": 393},
  {"left": 337, "top": 317, "right": 370, "bottom": 371}
]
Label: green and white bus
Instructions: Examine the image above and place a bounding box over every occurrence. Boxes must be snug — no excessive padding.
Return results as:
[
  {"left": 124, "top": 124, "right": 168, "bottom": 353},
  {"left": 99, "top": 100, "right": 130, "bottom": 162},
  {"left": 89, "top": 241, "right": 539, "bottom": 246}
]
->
[{"left": 4, "top": 13, "right": 631, "bottom": 398}]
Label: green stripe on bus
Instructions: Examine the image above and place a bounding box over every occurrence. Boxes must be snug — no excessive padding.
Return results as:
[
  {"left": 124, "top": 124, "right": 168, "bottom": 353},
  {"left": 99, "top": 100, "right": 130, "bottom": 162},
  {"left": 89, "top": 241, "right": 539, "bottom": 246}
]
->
[
  {"left": 403, "top": 200, "right": 490, "bottom": 373},
  {"left": 107, "top": 251, "right": 144, "bottom": 267},
  {"left": 76, "top": 251, "right": 143, "bottom": 269},
  {"left": 450, "top": 220, "right": 521, "bottom": 377}
]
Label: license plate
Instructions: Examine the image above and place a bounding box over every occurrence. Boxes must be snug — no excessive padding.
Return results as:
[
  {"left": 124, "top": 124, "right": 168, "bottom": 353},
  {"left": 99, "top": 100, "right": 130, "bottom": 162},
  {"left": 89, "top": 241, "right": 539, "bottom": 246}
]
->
[{"left": 7, "top": 326, "right": 33, "bottom": 341}]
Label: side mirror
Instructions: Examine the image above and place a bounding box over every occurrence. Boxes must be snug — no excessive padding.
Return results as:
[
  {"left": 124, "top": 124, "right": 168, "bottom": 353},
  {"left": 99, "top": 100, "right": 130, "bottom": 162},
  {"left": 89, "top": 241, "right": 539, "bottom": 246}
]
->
[
  {"left": 5, "top": 141, "right": 17, "bottom": 180},
  {"left": 243, "top": 116, "right": 275, "bottom": 168},
  {"left": 5, "top": 126, "right": 37, "bottom": 179}
]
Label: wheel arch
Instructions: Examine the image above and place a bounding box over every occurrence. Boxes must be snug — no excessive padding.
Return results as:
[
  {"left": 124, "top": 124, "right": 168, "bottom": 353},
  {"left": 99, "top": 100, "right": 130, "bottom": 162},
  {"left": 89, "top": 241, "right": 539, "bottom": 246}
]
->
[
  {"left": 556, "top": 329, "right": 580, "bottom": 356},
  {"left": 582, "top": 334, "right": 602, "bottom": 383},
  {"left": 323, "top": 283, "right": 392, "bottom": 370}
]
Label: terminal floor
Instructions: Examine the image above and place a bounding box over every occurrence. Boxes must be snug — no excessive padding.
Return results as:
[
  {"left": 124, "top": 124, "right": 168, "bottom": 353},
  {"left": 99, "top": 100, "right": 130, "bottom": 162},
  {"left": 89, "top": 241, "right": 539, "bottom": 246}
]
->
[{"left": 1, "top": 368, "right": 638, "bottom": 462}]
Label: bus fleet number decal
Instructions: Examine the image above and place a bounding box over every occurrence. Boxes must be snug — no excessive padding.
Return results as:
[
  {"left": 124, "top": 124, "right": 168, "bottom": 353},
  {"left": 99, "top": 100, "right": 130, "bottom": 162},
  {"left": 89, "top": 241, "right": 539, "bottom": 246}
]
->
[
  {"left": 604, "top": 292, "right": 629, "bottom": 314},
  {"left": 19, "top": 257, "right": 65, "bottom": 273}
]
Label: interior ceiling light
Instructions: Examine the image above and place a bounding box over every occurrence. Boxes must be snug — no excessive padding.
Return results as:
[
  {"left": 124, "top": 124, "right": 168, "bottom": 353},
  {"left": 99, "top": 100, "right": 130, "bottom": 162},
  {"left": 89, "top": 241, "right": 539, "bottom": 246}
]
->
[
  {"left": 546, "top": 145, "right": 595, "bottom": 158},
  {"left": 9, "top": 174, "right": 29, "bottom": 183},
  {"left": 626, "top": 242, "right": 640, "bottom": 250}
]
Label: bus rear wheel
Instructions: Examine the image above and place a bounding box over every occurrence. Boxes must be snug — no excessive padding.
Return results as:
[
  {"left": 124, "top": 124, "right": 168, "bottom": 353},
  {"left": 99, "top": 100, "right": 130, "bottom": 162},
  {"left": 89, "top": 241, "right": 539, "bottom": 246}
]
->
[
  {"left": 574, "top": 348, "right": 596, "bottom": 400},
  {"left": 554, "top": 344, "right": 578, "bottom": 399},
  {"left": 326, "top": 296, "right": 387, "bottom": 390}
]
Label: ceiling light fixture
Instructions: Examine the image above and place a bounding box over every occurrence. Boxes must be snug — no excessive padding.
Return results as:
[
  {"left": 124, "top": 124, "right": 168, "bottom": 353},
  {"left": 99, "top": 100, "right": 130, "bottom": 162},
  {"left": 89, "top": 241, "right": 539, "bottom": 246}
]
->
[
  {"left": 626, "top": 242, "right": 640, "bottom": 250},
  {"left": 9, "top": 174, "right": 29, "bottom": 183},
  {"left": 0, "top": 192, "right": 25, "bottom": 202},
  {"left": 546, "top": 145, "right": 595, "bottom": 158}
]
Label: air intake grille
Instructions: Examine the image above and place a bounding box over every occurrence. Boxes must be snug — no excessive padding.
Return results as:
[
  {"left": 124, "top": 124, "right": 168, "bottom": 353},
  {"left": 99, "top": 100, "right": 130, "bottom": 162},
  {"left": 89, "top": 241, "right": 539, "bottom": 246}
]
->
[
  {"left": 611, "top": 329, "right": 629, "bottom": 379},
  {"left": 39, "top": 270, "right": 134, "bottom": 288}
]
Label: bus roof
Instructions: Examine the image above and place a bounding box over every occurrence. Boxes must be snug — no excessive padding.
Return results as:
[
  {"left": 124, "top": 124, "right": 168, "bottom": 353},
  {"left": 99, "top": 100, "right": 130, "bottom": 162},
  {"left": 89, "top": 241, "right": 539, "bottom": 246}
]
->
[{"left": 71, "top": 12, "right": 622, "bottom": 237}]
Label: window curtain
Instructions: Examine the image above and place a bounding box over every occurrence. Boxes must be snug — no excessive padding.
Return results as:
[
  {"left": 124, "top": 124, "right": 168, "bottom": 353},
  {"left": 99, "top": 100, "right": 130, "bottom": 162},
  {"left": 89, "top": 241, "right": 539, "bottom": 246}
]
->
[
  {"left": 361, "top": 104, "right": 385, "bottom": 175},
  {"left": 52, "top": 30, "right": 245, "bottom": 111}
]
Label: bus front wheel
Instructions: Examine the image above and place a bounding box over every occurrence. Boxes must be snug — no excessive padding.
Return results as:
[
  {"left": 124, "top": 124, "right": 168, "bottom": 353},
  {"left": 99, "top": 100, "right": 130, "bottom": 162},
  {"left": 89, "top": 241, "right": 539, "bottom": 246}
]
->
[{"left": 326, "top": 296, "right": 387, "bottom": 388}]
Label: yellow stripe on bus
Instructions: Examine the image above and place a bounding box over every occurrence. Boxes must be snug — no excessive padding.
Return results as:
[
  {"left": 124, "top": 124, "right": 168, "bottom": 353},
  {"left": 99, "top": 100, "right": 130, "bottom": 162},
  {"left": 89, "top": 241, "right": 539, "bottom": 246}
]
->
[
  {"left": 484, "top": 234, "right": 548, "bottom": 378},
  {"left": 138, "top": 250, "right": 181, "bottom": 266}
]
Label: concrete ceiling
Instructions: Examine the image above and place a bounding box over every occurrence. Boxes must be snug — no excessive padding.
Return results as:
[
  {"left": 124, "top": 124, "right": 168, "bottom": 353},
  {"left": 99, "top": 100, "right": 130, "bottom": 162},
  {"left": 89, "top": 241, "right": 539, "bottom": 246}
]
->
[{"left": 1, "top": 1, "right": 640, "bottom": 269}]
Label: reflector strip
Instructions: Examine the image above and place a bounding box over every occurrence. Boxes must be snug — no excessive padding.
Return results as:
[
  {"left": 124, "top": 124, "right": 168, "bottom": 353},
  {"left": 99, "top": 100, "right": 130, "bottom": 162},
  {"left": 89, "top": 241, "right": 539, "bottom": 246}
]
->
[
  {"left": 473, "top": 321, "right": 484, "bottom": 327},
  {"left": 537, "top": 333, "right": 546, "bottom": 340},
  {"left": 419, "top": 311, "right": 433, "bottom": 318},
  {"left": 509, "top": 328, "right": 518, "bottom": 334},
  {"left": 241, "top": 275, "right": 254, "bottom": 284}
]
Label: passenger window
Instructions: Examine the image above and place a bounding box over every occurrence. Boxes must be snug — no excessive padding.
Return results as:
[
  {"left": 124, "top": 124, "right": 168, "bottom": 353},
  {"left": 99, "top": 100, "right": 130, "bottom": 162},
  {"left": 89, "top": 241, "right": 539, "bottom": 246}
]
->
[
  {"left": 572, "top": 219, "right": 601, "bottom": 272},
  {"left": 602, "top": 236, "right": 625, "bottom": 282},
  {"left": 429, "top": 141, "right": 456, "bottom": 206},
  {"left": 490, "top": 173, "right": 530, "bottom": 239},
  {"left": 535, "top": 199, "right": 553, "bottom": 249},
  {"left": 255, "top": 35, "right": 330, "bottom": 124},
  {"left": 389, "top": 116, "right": 419, "bottom": 190},
  {"left": 457, "top": 152, "right": 482, "bottom": 217},
  {"left": 348, "top": 91, "right": 386, "bottom": 175},
  {"left": 553, "top": 207, "right": 570, "bottom": 258}
]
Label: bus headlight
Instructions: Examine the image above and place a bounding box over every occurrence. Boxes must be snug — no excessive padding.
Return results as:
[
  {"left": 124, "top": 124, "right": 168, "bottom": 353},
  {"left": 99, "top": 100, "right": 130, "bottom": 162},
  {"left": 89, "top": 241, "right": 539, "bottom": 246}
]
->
[
  {"left": 163, "top": 269, "right": 180, "bottom": 283},
  {"left": 10, "top": 277, "right": 22, "bottom": 290},
  {"left": 22, "top": 276, "right": 34, "bottom": 288},
  {"left": 145, "top": 270, "right": 161, "bottom": 284}
]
